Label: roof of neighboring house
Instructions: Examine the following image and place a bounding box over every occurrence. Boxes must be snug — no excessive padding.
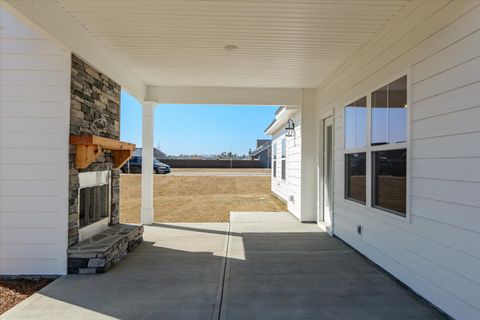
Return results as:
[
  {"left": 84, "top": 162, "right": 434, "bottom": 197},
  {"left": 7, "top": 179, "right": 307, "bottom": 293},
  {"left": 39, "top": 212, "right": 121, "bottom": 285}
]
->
[
  {"left": 264, "top": 119, "right": 277, "bottom": 134},
  {"left": 250, "top": 140, "right": 271, "bottom": 157},
  {"left": 264, "top": 106, "right": 300, "bottom": 135},
  {"left": 256, "top": 139, "right": 271, "bottom": 148}
]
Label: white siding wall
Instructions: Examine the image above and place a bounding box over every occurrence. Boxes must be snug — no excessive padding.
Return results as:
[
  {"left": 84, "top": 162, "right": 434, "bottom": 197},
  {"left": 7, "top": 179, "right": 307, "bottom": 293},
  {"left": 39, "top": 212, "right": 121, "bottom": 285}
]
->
[
  {"left": 271, "top": 111, "right": 302, "bottom": 219},
  {"left": 0, "top": 8, "right": 70, "bottom": 275},
  {"left": 314, "top": 1, "right": 480, "bottom": 319}
]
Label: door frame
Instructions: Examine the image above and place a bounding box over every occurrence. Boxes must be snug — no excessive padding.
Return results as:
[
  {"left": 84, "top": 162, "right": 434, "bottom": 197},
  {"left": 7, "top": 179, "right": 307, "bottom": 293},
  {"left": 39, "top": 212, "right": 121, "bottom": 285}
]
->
[{"left": 317, "top": 110, "right": 335, "bottom": 236}]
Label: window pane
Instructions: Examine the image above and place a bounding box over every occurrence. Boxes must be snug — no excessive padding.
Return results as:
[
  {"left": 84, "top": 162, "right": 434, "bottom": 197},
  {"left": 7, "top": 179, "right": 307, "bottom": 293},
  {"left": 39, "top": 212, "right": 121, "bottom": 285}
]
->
[
  {"left": 344, "top": 102, "right": 356, "bottom": 150},
  {"left": 344, "top": 96, "right": 367, "bottom": 150},
  {"left": 281, "top": 159, "right": 286, "bottom": 180},
  {"left": 273, "top": 143, "right": 277, "bottom": 159},
  {"left": 281, "top": 139, "right": 286, "bottom": 158},
  {"left": 371, "top": 76, "right": 407, "bottom": 145},
  {"left": 345, "top": 153, "right": 366, "bottom": 203},
  {"left": 273, "top": 161, "right": 276, "bottom": 177},
  {"left": 388, "top": 76, "right": 407, "bottom": 144},
  {"left": 373, "top": 149, "right": 407, "bottom": 216},
  {"left": 371, "top": 85, "right": 388, "bottom": 145},
  {"left": 355, "top": 97, "right": 367, "bottom": 148}
]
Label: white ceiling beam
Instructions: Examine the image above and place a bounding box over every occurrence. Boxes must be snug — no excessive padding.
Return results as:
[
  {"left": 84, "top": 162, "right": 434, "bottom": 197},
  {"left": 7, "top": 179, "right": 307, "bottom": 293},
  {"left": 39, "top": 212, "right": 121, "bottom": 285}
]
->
[
  {"left": 145, "top": 86, "right": 302, "bottom": 106},
  {"left": 2, "top": 0, "right": 146, "bottom": 100}
]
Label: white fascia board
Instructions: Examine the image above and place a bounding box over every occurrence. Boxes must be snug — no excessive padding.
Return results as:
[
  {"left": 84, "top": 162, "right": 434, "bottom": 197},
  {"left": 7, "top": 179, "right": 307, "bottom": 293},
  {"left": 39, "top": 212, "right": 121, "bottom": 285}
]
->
[
  {"left": 264, "top": 108, "right": 299, "bottom": 135},
  {"left": 2, "top": 0, "right": 146, "bottom": 100},
  {"left": 146, "top": 86, "right": 302, "bottom": 106}
]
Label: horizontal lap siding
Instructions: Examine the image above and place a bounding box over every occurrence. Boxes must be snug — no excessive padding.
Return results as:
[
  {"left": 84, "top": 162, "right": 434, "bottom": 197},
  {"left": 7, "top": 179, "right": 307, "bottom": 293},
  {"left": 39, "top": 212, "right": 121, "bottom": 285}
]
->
[
  {"left": 0, "top": 8, "right": 69, "bottom": 275},
  {"left": 315, "top": 2, "right": 480, "bottom": 319},
  {"left": 271, "top": 111, "right": 302, "bottom": 219}
]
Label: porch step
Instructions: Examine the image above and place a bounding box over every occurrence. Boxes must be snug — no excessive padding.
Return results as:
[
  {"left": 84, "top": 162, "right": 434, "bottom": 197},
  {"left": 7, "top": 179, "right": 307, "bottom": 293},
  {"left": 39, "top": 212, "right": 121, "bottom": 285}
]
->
[{"left": 67, "top": 224, "right": 143, "bottom": 274}]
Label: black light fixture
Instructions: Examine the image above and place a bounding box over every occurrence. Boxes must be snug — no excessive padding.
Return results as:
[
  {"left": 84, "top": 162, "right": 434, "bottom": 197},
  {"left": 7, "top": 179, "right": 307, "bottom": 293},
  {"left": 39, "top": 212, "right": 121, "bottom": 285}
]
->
[{"left": 285, "top": 119, "right": 295, "bottom": 137}]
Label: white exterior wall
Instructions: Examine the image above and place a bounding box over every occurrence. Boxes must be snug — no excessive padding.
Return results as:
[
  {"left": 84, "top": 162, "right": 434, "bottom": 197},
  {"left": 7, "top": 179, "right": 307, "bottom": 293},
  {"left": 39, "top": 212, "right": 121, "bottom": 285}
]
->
[
  {"left": 0, "top": 8, "right": 70, "bottom": 275},
  {"left": 271, "top": 111, "right": 302, "bottom": 219},
  {"left": 314, "top": 2, "right": 480, "bottom": 319}
]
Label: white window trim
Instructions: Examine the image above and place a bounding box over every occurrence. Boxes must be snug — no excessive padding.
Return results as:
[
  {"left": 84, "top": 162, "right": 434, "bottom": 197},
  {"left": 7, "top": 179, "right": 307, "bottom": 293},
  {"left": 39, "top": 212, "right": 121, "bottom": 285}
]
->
[
  {"left": 281, "top": 138, "right": 287, "bottom": 181},
  {"left": 343, "top": 69, "right": 412, "bottom": 223},
  {"left": 272, "top": 142, "right": 277, "bottom": 179}
]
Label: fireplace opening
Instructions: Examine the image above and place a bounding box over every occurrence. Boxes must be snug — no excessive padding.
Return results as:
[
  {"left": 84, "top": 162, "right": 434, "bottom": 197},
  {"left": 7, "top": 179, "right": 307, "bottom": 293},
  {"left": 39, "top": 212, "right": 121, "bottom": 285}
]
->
[
  {"left": 78, "top": 170, "right": 111, "bottom": 241},
  {"left": 79, "top": 185, "right": 109, "bottom": 228}
]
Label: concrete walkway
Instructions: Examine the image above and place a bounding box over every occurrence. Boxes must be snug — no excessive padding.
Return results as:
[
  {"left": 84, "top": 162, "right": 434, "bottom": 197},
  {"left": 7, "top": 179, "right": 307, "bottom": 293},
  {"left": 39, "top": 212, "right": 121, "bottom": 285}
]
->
[{"left": 2, "top": 212, "right": 445, "bottom": 320}]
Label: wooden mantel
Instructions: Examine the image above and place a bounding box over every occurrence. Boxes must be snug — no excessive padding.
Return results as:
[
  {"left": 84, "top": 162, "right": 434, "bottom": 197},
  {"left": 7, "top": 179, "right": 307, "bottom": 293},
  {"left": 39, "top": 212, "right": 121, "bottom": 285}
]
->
[{"left": 70, "top": 135, "right": 136, "bottom": 169}]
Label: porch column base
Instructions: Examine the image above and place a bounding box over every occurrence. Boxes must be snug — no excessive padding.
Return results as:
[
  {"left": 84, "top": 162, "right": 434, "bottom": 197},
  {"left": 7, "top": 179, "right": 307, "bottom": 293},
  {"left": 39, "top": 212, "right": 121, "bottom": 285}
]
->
[{"left": 141, "top": 208, "right": 154, "bottom": 225}]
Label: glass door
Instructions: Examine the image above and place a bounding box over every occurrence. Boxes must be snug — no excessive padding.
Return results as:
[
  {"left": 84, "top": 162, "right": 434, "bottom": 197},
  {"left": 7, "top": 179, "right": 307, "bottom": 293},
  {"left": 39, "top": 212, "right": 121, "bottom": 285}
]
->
[{"left": 322, "top": 116, "right": 334, "bottom": 233}]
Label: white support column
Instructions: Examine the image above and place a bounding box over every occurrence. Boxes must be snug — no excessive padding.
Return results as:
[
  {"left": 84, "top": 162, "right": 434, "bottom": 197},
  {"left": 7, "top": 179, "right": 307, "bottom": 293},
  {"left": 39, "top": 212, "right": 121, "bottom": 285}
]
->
[
  {"left": 141, "top": 101, "right": 156, "bottom": 224},
  {"left": 300, "top": 88, "right": 317, "bottom": 222}
]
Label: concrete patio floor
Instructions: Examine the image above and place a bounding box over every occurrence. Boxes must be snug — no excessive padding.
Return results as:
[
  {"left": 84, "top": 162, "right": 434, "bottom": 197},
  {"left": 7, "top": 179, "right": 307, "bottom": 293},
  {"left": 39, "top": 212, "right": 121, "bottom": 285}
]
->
[{"left": 1, "top": 212, "right": 445, "bottom": 320}]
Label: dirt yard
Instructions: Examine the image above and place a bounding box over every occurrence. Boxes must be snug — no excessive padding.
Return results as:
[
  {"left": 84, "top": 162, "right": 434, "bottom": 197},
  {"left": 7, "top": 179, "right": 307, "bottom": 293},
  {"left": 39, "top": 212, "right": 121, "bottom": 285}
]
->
[
  {"left": 0, "top": 279, "right": 52, "bottom": 315},
  {"left": 120, "top": 171, "right": 286, "bottom": 223}
]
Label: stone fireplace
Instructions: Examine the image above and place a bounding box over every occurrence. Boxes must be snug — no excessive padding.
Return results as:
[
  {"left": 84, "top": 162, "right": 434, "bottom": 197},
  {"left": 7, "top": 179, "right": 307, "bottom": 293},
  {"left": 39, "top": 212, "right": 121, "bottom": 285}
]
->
[
  {"left": 68, "top": 53, "right": 121, "bottom": 246},
  {"left": 67, "top": 54, "right": 142, "bottom": 274}
]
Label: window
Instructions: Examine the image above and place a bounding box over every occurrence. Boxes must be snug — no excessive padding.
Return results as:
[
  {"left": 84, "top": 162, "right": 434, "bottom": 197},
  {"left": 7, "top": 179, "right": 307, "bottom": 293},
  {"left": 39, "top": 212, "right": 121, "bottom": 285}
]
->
[
  {"left": 345, "top": 153, "right": 366, "bottom": 203},
  {"left": 344, "top": 75, "right": 408, "bottom": 217},
  {"left": 344, "top": 97, "right": 367, "bottom": 203},
  {"left": 371, "top": 75, "right": 407, "bottom": 216},
  {"left": 273, "top": 143, "right": 277, "bottom": 178},
  {"left": 281, "top": 138, "right": 286, "bottom": 180}
]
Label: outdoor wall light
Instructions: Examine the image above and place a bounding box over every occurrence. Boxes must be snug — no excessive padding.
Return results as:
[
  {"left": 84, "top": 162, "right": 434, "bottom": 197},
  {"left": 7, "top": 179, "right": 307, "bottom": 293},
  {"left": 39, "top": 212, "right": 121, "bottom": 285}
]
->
[{"left": 285, "top": 119, "right": 295, "bottom": 137}]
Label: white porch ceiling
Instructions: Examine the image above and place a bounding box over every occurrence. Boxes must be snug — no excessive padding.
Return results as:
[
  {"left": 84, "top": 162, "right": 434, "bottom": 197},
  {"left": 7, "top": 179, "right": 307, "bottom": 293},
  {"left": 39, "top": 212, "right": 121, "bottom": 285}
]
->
[{"left": 57, "top": 0, "right": 410, "bottom": 88}]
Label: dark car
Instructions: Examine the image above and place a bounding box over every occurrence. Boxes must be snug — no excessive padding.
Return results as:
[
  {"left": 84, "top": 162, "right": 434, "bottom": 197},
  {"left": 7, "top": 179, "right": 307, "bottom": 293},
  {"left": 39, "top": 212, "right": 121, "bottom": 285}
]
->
[{"left": 121, "top": 156, "right": 171, "bottom": 174}]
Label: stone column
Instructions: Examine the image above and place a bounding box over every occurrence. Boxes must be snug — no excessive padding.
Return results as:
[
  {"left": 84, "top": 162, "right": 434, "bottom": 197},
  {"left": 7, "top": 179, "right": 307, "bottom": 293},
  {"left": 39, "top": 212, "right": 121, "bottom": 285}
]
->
[{"left": 141, "top": 101, "right": 156, "bottom": 224}]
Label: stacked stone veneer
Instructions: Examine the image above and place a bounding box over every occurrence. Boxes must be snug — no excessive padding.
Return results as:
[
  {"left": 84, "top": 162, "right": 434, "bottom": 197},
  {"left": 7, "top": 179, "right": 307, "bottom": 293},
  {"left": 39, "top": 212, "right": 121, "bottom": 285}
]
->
[
  {"left": 68, "top": 54, "right": 121, "bottom": 246},
  {"left": 68, "top": 224, "right": 143, "bottom": 274}
]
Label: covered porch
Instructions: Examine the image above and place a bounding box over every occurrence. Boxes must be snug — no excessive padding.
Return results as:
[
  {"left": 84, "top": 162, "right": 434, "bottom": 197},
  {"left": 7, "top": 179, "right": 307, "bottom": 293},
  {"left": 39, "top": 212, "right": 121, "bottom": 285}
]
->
[
  {"left": 0, "top": 213, "right": 444, "bottom": 320},
  {"left": 1, "top": 0, "right": 479, "bottom": 319}
]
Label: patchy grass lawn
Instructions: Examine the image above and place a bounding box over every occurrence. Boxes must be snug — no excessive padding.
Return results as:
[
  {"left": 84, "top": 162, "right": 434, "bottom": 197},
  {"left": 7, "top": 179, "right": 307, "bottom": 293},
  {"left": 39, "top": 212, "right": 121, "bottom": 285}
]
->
[
  {"left": 120, "top": 172, "right": 286, "bottom": 223},
  {"left": 0, "top": 279, "right": 52, "bottom": 315}
]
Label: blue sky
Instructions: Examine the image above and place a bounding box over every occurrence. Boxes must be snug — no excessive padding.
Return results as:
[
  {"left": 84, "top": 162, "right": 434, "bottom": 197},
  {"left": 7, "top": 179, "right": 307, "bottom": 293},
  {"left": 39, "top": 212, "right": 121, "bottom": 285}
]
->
[{"left": 120, "top": 91, "right": 277, "bottom": 155}]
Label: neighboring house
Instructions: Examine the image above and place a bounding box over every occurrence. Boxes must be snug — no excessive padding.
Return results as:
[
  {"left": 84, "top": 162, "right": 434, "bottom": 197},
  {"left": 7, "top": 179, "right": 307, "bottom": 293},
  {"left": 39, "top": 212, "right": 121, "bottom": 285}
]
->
[
  {"left": 249, "top": 139, "right": 271, "bottom": 168},
  {"left": 265, "top": 108, "right": 304, "bottom": 219},
  {"left": 255, "top": 139, "right": 270, "bottom": 148},
  {"left": 133, "top": 148, "right": 166, "bottom": 160},
  {"left": 1, "top": 1, "right": 479, "bottom": 319}
]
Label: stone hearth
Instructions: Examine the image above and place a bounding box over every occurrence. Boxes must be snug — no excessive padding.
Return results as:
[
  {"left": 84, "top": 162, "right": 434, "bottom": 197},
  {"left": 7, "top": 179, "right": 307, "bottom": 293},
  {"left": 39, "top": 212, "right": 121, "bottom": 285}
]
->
[{"left": 68, "top": 224, "right": 143, "bottom": 274}]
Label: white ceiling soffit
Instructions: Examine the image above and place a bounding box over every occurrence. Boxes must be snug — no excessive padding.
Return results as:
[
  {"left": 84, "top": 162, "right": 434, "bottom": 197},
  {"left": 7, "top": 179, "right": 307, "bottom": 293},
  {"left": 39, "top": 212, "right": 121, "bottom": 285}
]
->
[{"left": 57, "top": 0, "right": 410, "bottom": 88}]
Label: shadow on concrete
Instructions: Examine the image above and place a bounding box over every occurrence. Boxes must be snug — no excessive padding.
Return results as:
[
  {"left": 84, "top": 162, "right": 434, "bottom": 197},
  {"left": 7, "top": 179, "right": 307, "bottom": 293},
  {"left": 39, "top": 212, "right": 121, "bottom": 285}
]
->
[{"left": 7, "top": 223, "right": 447, "bottom": 320}]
